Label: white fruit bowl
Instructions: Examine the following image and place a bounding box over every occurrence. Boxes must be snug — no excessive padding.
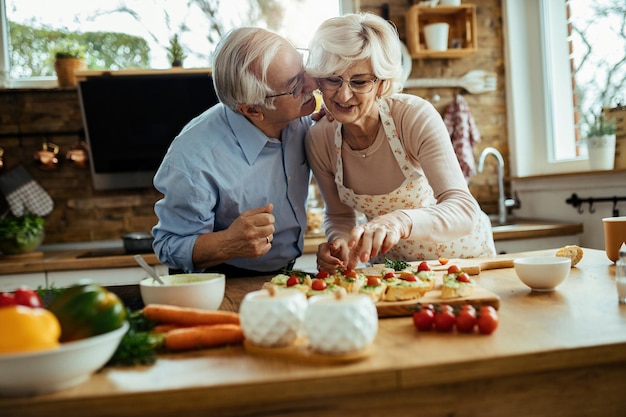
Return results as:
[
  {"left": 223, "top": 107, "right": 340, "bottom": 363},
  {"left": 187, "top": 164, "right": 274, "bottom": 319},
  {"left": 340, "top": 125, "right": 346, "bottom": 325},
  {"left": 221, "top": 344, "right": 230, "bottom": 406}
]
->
[{"left": 0, "top": 321, "right": 128, "bottom": 397}]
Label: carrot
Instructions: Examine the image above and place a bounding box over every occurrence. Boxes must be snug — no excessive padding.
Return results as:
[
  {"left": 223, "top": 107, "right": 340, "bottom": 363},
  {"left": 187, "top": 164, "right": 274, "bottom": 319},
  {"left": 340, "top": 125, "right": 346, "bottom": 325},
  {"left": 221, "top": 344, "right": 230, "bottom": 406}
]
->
[
  {"left": 142, "top": 304, "right": 240, "bottom": 326},
  {"left": 152, "top": 323, "right": 196, "bottom": 334},
  {"left": 164, "top": 324, "right": 245, "bottom": 351}
]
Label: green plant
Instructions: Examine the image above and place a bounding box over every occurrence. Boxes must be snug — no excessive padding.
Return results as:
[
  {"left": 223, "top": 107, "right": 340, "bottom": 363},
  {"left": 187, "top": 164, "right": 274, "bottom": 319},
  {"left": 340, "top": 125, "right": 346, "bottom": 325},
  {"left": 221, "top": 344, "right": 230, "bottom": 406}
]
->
[
  {"left": 167, "top": 34, "right": 186, "bottom": 66},
  {"left": 586, "top": 113, "right": 616, "bottom": 137},
  {"left": 0, "top": 213, "right": 45, "bottom": 240},
  {"left": 52, "top": 40, "right": 86, "bottom": 60},
  {"left": 0, "top": 213, "right": 45, "bottom": 254}
]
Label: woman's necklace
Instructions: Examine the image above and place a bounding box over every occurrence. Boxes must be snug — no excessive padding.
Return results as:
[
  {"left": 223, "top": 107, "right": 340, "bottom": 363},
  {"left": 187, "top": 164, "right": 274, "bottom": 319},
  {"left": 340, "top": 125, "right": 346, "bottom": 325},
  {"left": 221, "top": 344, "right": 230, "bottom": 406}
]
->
[{"left": 344, "top": 126, "right": 379, "bottom": 158}]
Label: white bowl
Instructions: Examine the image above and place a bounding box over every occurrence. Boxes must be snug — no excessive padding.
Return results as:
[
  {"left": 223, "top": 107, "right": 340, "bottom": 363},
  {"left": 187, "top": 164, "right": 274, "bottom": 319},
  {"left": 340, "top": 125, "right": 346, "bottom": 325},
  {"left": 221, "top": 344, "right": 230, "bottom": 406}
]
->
[
  {"left": 0, "top": 321, "right": 128, "bottom": 397},
  {"left": 240, "top": 288, "right": 308, "bottom": 347},
  {"left": 139, "top": 273, "right": 225, "bottom": 310},
  {"left": 513, "top": 256, "right": 571, "bottom": 291}
]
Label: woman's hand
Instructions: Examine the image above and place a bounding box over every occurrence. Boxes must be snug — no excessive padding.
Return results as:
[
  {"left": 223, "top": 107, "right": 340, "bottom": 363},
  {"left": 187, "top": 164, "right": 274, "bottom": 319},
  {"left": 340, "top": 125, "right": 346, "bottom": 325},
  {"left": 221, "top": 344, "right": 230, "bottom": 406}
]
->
[
  {"left": 316, "top": 239, "right": 348, "bottom": 274},
  {"left": 346, "top": 211, "right": 412, "bottom": 269}
]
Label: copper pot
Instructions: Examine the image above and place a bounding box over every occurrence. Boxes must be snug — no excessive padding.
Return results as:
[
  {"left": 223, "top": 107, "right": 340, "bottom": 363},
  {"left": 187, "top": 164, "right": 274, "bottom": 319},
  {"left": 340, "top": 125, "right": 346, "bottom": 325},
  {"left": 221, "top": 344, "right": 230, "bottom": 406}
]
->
[{"left": 66, "top": 141, "right": 88, "bottom": 168}]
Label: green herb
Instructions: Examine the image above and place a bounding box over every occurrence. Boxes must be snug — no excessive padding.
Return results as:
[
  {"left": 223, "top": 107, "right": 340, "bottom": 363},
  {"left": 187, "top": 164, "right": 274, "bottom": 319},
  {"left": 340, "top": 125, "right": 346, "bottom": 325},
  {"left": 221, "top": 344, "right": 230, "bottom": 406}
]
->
[
  {"left": 107, "top": 309, "right": 164, "bottom": 366},
  {"left": 384, "top": 258, "right": 410, "bottom": 271},
  {"left": 0, "top": 213, "right": 44, "bottom": 240}
]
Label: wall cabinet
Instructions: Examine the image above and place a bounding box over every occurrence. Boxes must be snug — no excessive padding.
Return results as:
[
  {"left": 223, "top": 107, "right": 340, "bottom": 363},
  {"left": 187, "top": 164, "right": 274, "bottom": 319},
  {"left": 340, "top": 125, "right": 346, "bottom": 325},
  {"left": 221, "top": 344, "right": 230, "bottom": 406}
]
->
[{"left": 405, "top": 4, "right": 477, "bottom": 59}]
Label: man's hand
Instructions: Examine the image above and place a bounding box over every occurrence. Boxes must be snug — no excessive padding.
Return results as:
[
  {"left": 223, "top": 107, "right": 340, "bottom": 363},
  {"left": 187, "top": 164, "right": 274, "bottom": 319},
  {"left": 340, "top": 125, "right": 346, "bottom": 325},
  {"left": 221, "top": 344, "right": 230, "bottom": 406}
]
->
[
  {"left": 192, "top": 204, "right": 275, "bottom": 269},
  {"left": 224, "top": 204, "right": 275, "bottom": 258}
]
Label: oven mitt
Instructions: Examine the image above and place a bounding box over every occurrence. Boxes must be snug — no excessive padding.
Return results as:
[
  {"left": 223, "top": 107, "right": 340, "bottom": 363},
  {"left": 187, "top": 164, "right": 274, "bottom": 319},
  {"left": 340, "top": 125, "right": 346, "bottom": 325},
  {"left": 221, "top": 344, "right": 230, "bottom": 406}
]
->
[{"left": 0, "top": 165, "right": 54, "bottom": 217}]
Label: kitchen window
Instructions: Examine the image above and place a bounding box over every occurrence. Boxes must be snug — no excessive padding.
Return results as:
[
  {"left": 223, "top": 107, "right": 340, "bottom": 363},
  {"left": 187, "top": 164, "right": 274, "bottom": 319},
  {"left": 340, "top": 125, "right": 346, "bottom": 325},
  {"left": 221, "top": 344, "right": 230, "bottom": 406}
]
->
[
  {"left": 0, "top": 0, "right": 353, "bottom": 88},
  {"left": 503, "top": 0, "right": 625, "bottom": 177}
]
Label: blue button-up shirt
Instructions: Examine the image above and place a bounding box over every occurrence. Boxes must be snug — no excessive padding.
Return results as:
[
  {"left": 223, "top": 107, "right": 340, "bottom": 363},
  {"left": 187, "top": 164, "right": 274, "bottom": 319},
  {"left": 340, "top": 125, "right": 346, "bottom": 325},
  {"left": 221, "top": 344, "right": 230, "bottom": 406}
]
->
[{"left": 152, "top": 103, "right": 312, "bottom": 273}]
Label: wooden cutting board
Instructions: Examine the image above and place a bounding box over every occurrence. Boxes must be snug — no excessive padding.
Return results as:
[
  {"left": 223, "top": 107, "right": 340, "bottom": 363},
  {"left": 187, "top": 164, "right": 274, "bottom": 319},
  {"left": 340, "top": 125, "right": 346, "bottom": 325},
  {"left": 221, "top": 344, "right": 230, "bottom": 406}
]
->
[
  {"left": 382, "top": 258, "right": 515, "bottom": 276},
  {"left": 375, "top": 286, "right": 500, "bottom": 318},
  {"left": 244, "top": 338, "right": 372, "bottom": 365}
]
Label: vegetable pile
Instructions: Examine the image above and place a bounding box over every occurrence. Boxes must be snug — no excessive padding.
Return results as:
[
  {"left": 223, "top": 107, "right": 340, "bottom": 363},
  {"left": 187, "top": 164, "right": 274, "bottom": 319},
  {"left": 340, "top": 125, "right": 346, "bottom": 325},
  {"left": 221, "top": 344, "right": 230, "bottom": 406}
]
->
[{"left": 108, "top": 304, "right": 244, "bottom": 366}]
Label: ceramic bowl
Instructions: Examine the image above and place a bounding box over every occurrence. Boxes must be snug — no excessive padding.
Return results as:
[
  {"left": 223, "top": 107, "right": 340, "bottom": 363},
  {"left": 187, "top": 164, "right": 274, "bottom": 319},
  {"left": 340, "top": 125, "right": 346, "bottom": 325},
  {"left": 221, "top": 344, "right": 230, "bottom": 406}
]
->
[
  {"left": 139, "top": 273, "right": 225, "bottom": 310},
  {"left": 0, "top": 321, "right": 128, "bottom": 397},
  {"left": 304, "top": 292, "right": 378, "bottom": 355},
  {"left": 513, "top": 256, "right": 571, "bottom": 291},
  {"left": 239, "top": 288, "right": 308, "bottom": 347}
]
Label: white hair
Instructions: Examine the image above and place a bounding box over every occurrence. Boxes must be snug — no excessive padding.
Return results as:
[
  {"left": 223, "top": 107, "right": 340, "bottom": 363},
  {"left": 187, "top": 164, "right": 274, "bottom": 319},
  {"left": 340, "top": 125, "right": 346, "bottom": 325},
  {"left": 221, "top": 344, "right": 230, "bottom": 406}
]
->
[
  {"left": 212, "top": 27, "right": 289, "bottom": 111},
  {"left": 307, "top": 13, "right": 404, "bottom": 97}
]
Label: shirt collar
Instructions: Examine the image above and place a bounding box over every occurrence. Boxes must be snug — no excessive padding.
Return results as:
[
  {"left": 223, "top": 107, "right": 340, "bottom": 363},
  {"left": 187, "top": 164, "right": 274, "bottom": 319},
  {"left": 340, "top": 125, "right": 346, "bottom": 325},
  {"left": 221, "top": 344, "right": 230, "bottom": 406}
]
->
[{"left": 225, "top": 106, "right": 278, "bottom": 164}]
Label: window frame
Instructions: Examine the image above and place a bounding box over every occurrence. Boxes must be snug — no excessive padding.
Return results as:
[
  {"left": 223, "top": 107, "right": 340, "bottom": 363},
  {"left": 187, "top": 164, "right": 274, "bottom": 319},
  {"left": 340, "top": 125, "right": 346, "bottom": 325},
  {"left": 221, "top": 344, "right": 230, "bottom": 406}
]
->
[
  {"left": 0, "top": 0, "right": 354, "bottom": 89},
  {"left": 502, "top": 0, "right": 589, "bottom": 177}
]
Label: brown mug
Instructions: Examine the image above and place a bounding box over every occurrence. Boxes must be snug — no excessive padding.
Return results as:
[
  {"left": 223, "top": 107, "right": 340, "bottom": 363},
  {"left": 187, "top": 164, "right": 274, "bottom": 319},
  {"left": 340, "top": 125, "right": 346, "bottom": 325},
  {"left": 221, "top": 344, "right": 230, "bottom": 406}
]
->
[
  {"left": 34, "top": 142, "right": 60, "bottom": 171},
  {"left": 602, "top": 216, "right": 626, "bottom": 263}
]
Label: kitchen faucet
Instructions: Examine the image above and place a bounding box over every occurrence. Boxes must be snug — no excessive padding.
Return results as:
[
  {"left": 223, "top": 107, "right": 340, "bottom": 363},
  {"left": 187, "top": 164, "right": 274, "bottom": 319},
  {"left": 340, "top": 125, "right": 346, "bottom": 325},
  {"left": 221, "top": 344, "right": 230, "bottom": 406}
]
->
[{"left": 477, "top": 147, "right": 519, "bottom": 225}]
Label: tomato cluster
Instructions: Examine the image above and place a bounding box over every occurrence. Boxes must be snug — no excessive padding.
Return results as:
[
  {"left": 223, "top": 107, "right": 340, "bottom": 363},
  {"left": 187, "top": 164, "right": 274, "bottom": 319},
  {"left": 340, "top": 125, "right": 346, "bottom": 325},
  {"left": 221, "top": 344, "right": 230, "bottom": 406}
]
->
[
  {"left": 412, "top": 303, "right": 498, "bottom": 335},
  {"left": 0, "top": 287, "right": 43, "bottom": 308}
]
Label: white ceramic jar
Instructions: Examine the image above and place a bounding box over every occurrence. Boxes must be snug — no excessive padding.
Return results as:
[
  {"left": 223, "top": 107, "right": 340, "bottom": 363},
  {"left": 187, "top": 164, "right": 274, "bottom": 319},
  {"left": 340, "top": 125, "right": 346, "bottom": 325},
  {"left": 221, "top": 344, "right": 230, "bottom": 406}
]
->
[
  {"left": 304, "top": 293, "right": 378, "bottom": 355},
  {"left": 239, "top": 288, "right": 307, "bottom": 347}
]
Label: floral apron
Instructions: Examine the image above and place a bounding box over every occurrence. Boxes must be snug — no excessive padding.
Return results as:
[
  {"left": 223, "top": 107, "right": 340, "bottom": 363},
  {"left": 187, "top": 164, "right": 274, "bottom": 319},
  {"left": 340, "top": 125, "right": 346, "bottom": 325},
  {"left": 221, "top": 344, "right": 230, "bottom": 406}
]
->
[{"left": 333, "top": 99, "right": 496, "bottom": 263}]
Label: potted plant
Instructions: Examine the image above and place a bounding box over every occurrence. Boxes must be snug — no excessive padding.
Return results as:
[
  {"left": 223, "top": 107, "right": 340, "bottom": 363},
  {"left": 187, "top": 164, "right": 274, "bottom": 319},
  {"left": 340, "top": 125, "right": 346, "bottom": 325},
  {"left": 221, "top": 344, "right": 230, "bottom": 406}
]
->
[
  {"left": 585, "top": 113, "right": 616, "bottom": 170},
  {"left": 167, "top": 34, "right": 186, "bottom": 67},
  {"left": 0, "top": 213, "right": 45, "bottom": 255},
  {"left": 53, "top": 42, "right": 87, "bottom": 88}
]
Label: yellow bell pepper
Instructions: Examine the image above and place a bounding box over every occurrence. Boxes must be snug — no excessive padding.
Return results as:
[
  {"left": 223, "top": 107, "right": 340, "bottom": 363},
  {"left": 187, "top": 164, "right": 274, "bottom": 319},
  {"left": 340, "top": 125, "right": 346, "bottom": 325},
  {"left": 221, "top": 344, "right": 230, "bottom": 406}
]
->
[{"left": 0, "top": 305, "right": 61, "bottom": 354}]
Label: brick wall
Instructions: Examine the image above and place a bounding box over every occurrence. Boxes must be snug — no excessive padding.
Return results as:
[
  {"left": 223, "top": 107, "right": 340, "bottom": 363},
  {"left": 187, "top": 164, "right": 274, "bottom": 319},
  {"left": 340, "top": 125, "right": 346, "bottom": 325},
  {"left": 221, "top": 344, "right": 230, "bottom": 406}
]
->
[
  {"left": 0, "top": 89, "right": 162, "bottom": 243},
  {"left": 0, "top": 0, "right": 505, "bottom": 244}
]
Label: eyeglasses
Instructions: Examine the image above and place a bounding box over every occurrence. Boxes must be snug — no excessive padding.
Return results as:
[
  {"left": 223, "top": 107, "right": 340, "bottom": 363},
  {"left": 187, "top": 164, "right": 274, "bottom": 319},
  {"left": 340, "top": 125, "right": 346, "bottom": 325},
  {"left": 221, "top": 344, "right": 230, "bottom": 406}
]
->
[
  {"left": 266, "top": 72, "right": 304, "bottom": 99},
  {"left": 317, "top": 76, "right": 378, "bottom": 94}
]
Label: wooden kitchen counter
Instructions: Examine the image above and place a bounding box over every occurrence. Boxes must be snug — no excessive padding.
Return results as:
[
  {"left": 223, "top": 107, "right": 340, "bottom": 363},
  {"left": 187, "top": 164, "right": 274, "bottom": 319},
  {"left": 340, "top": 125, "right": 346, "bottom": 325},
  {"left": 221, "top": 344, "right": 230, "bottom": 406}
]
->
[
  {"left": 0, "top": 249, "right": 161, "bottom": 275},
  {"left": 2, "top": 248, "right": 624, "bottom": 417}
]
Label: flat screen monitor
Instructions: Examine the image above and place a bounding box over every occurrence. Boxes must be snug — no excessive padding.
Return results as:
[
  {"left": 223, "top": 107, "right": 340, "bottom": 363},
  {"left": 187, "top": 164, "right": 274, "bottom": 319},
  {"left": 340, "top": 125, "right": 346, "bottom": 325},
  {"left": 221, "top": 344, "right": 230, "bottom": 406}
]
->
[{"left": 78, "top": 71, "right": 219, "bottom": 190}]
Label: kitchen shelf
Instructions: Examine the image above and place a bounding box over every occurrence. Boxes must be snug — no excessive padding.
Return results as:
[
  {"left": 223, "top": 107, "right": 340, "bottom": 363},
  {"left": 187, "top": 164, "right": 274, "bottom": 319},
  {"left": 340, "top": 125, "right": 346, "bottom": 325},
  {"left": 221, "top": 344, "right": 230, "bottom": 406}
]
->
[{"left": 405, "top": 4, "right": 477, "bottom": 59}]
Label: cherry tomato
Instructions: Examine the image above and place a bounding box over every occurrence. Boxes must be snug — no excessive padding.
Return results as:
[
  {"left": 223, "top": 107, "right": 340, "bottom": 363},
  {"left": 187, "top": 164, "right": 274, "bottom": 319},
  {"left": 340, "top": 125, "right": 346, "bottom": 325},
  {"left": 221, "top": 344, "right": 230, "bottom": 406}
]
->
[
  {"left": 456, "top": 272, "right": 471, "bottom": 283},
  {"left": 286, "top": 275, "right": 299, "bottom": 287},
  {"left": 0, "top": 292, "right": 17, "bottom": 307},
  {"left": 417, "top": 261, "right": 431, "bottom": 272},
  {"left": 456, "top": 306, "right": 477, "bottom": 333},
  {"left": 438, "top": 257, "right": 449, "bottom": 265},
  {"left": 434, "top": 304, "right": 456, "bottom": 332},
  {"left": 13, "top": 288, "right": 43, "bottom": 308},
  {"left": 311, "top": 279, "right": 327, "bottom": 291},
  {"left": 479, "top": 305, "right": 497, "bottom": 317},
  {"left": 366, "top": 276, "right": 382, "bottom": 286},
  {"left": 447, "top": 265, "right": 461, "bottom": 274},
  {"left": 316, "top": 270, "right": 330, "bottom": 279},
  {"left": 477, "top": 306, "right": 499, "bottom": 334},
  {"left": 400, "top": 272, "right": 417, "bottom": 282},
  {"left": 421, "top": 303, "right": 435, "bottom": 312},
  {"left": 343, "top": 269, "right": 358, "bottom": 279},
  {"left": 413, "top": 308, "right": 435, "bottom": 331},
  {"left": 383, "top": 272, "right": 396, "bottom": 279}
]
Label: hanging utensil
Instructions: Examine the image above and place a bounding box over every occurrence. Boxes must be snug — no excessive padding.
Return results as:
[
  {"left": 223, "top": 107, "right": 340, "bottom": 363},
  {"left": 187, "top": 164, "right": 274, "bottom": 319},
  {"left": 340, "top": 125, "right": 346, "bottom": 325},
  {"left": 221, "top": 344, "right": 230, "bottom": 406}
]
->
[
  {"left": 403, "top": 70, "right": 497, "bottom": 94},
  {"left": 133, "top": 254, "right": 165, "bottom": 285}
]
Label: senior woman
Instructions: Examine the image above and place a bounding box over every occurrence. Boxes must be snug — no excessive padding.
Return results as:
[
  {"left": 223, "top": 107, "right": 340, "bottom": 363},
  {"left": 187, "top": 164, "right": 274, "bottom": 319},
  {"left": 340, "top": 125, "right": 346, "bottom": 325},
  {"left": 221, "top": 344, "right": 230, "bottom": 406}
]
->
[{"left": 305, "top": 13, "right": 495, "bottom": 272}]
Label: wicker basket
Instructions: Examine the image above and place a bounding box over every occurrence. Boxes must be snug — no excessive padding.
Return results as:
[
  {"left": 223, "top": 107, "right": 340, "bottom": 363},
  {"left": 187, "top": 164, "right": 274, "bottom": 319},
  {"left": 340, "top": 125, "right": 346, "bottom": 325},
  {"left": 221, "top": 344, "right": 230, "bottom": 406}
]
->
[{"left": 54, "top": 58, "right": 86, "bottom": 88}]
